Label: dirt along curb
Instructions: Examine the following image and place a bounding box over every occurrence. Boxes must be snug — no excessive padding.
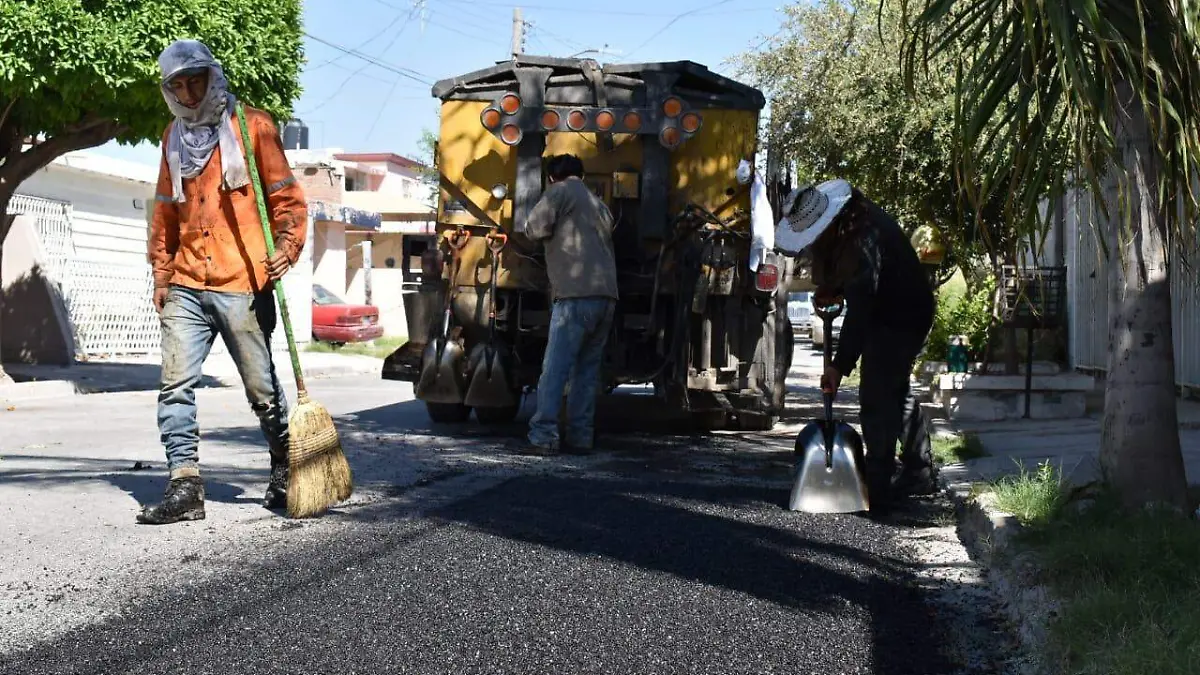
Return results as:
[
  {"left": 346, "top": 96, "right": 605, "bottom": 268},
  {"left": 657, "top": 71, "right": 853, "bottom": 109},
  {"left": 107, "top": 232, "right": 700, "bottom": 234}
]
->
[{"left": 944, "top": 481, "right": 1058, "bottom": 675}]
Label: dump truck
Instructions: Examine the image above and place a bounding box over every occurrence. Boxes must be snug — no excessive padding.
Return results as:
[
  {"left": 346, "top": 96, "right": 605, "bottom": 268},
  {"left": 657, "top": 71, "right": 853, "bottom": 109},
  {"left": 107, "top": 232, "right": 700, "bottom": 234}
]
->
[{"left": 382, "top": 56, "right": 795, "bottom": 430}]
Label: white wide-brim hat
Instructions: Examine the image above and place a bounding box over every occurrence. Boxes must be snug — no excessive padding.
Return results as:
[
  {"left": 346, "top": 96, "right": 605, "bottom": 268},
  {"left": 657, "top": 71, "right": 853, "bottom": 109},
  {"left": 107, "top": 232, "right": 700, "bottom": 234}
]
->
[{"left": 774, "top": 179, "right": 852, "bottom": 254}]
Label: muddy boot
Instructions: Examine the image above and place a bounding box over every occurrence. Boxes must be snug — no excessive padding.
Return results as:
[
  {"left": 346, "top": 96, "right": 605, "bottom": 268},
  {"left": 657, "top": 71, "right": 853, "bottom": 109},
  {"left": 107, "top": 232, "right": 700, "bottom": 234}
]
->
[
  {"left": 262, "top": 453, "right": 289, "bottom": 510},
  {"left": 893, "top": 465, "right": 938, "bottom": 497},
  {"left": 137, "top": 475, "right": 205, "bottom": 525}
]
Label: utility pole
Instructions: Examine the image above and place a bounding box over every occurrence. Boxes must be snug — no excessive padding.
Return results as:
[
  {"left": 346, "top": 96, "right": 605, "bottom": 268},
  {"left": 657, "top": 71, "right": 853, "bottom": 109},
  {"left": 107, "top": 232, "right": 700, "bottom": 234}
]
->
[{"left": 511, "top": 7, "right": 525, "bottom": 59}]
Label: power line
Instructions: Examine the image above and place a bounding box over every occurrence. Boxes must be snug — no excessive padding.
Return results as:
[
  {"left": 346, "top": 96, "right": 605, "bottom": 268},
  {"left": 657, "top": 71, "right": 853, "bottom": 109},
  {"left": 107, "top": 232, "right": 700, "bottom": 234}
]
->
[
  {"left": 628, "top": 0, "right": 729, "bottom": 57},
  {"left": 306, "top": 8, "right": 413, "bottom": 72},
  {"left": 303, "top": 32, "right": 433, "bottom": 85},
  {"left": 438, "top": 0, "right": 778, "bottom": 18},
  {"left": 299, "top": 17, "right": 429, "bottom": 116}
]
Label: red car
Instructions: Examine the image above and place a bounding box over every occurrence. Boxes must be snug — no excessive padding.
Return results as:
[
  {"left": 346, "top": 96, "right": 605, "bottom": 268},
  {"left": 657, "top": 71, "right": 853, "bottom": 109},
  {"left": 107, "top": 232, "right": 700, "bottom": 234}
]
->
[{"left": 311, "top": 284, "right": 384, "bottom": 346}]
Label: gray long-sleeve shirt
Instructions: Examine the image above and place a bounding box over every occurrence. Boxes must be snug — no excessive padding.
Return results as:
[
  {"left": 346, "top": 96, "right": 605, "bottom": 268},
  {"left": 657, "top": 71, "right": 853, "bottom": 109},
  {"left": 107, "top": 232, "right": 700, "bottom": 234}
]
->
[{"left": 518, "top": 177, "right": 619, "bottom": 301}]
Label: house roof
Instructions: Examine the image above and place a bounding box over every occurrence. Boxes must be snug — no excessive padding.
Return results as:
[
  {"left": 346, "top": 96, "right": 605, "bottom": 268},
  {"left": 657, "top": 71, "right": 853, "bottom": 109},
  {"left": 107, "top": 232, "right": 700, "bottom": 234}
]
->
[{"left": 333, "top": 152, "right": 425, "bottom": 169}]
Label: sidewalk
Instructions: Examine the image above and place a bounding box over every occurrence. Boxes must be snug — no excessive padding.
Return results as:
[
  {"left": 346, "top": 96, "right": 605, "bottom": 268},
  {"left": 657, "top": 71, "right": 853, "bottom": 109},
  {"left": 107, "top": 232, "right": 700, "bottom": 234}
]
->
[
  {"left": 0, "top": 349, "right": 383, "bottom": 402},
  {"left": 925, "top": 386, "right": 1200, "bottom": 492}
]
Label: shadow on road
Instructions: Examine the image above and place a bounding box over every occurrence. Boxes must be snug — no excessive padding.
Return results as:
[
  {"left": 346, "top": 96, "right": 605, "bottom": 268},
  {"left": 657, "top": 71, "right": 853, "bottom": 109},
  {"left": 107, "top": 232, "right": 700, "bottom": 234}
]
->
[
  {"left": 0, "top": 454, "right": 256, "bottom": 506},
  {"left": 0, "top": 468, "right": 956, "bottom": 674}
]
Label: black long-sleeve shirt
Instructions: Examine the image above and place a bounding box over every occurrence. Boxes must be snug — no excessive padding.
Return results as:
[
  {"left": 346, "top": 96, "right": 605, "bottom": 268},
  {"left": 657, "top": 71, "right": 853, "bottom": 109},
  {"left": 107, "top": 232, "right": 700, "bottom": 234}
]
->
[{"left": 828, "top": 199, "right": 935, "bottom": 377}]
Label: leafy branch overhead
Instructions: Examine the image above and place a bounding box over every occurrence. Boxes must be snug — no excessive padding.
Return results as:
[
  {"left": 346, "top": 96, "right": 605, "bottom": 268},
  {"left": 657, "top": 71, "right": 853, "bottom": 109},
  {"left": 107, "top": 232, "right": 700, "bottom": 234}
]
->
[
  {"left": 734, "top": 0, "right": 1006, "bottom": 269},
  {"left": 0, "top": 0, "right": 304, "bottom": 193},
  {"left": 894, "top": 0, "right": 1200, "bottom": 256}
]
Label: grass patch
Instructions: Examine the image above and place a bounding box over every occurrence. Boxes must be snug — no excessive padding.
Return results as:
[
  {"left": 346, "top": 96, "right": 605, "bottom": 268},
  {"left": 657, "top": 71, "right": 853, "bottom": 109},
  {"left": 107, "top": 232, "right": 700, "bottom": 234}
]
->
[
  {"left": 931, "top": 431, "right": 987, "bottom": 465},
  {"left": 988, "top": 460, "right": 1070, "bottom": 527},
  {"left": 307, "top": 335, "right": 407, "bottom": 360},
  {"left": 1016, "top": 489, "right": 1200, "bottom": 675}
]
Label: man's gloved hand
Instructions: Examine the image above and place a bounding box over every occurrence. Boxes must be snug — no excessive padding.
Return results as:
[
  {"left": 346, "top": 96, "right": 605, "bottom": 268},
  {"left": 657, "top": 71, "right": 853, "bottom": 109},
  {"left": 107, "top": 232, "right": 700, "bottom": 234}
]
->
[
  {"left": 265, "top": 250, "right": 291, "bottom": 282},
  {"left": 820, "top": 364, "right": 842, "bottom": 396}
]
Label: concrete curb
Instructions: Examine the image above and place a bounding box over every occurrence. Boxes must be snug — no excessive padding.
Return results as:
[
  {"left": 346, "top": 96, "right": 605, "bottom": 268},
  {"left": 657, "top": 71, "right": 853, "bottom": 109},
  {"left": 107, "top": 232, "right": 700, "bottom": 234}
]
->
[
  {"left": 0, "top": 357, "right": 385, "bottom": 399},
  {"left": 946, "top": 482, "right": 1058, "bottom": 675}
]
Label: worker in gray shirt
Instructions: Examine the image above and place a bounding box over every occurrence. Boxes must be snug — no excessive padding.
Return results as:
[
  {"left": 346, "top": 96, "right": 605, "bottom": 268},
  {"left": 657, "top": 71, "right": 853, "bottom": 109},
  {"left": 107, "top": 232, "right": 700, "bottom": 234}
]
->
[{"left": 516, "top": 154, "right": 619, "bottom": 454}]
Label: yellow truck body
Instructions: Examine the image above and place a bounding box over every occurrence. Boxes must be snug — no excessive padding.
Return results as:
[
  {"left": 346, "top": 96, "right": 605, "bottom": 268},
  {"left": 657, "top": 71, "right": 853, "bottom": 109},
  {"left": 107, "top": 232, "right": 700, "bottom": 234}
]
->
[{"left": 384, "top": 57, "right": 794, "bottom": 430}]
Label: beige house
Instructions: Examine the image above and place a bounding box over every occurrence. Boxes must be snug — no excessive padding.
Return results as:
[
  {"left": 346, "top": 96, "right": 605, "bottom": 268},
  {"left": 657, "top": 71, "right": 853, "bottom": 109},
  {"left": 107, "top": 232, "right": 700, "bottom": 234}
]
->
[{"left": 289, "top": 149, "right": 436, "bottom": 339}]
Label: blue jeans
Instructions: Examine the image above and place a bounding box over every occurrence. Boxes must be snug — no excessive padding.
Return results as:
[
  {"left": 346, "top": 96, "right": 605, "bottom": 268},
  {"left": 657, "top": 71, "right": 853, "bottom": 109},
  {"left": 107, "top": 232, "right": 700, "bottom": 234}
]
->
[
  {"left": 528, "top": 297, "right": 616, "bottom": 449},
  {"left": 158, "top": 285, "right": 289, "bottom": 472}
]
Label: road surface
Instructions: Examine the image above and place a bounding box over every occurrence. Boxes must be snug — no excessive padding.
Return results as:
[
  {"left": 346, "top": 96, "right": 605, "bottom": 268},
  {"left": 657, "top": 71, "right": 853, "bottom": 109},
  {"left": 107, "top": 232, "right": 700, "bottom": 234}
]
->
[{"left": 0, "top": 344, "right": 1013, "bottom": 674}]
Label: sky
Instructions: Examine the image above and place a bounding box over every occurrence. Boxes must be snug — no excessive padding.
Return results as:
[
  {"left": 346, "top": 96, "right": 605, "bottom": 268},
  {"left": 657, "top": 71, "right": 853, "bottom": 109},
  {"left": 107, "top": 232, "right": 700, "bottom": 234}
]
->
[{"left": 93, "top": 0, "right": 789, "bottom": 169}]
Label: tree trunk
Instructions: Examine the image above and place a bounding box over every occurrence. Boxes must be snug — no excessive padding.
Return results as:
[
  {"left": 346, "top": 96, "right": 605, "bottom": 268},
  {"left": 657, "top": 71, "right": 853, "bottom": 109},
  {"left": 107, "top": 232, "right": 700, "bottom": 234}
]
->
[
  {"left": 1098, "top": 80, "right": 1189, "bottom": 512},
  {"left": 0, "top": 196, "right": 12, "bottom": 384}
]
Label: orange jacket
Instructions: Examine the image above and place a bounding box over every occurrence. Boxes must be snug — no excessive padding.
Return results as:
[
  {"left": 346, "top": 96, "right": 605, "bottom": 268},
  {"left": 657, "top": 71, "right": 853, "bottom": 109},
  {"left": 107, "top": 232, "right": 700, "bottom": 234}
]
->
[{"left": 148, "top": 105, "right": 308, "bottom": 293}]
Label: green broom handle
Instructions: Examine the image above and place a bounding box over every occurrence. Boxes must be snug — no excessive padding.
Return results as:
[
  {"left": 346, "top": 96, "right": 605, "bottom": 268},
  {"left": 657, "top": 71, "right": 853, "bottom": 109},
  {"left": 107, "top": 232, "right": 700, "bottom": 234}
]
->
[{"left": 235, "top": 102, "right": 306, "bottom": 395}]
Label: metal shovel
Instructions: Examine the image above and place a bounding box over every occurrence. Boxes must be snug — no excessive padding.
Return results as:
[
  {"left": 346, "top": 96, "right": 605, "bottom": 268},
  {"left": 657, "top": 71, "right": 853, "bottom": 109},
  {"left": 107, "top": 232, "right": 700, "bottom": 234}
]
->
[
  {"left": 464, "top": 230, "right": 519, "bottom": 410},
  {"left": 417, "top": 230, "right": 470, "bottom": 405},
  {"left": 788, "top": 303, "right": 870, "bottom": 514}
]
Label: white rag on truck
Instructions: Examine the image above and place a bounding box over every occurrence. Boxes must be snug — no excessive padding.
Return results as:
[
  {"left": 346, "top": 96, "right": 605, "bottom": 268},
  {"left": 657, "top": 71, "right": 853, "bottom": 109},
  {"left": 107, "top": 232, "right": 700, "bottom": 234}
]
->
[{"left": 739, "top": 160, "right": 775, "bottom": 272}]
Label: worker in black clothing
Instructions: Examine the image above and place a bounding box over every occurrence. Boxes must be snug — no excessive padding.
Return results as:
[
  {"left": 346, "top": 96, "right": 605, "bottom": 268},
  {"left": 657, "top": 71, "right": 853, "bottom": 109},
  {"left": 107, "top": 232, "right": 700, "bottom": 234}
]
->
[{"left": 775, "top": 180, "right": 937, "bottom": 515}]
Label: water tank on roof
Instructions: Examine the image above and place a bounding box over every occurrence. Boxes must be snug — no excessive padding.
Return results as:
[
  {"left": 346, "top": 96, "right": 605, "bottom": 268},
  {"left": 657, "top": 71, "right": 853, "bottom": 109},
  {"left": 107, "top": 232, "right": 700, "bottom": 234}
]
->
[{"left": 283, "top": 118, "right": 309, "bottom": 150}]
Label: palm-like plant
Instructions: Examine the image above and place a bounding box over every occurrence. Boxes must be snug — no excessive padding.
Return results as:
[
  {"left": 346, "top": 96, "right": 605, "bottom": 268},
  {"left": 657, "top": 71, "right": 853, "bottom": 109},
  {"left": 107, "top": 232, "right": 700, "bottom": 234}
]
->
[{"left": 893, "top": 0, "right": 1200, "bottom": 510}]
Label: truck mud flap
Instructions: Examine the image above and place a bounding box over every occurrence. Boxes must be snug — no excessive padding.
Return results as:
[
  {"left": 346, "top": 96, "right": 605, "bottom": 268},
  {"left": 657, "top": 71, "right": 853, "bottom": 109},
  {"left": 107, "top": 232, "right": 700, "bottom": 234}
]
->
[{"left": 382, "top": 341, "right": 425, "bottom": 382}]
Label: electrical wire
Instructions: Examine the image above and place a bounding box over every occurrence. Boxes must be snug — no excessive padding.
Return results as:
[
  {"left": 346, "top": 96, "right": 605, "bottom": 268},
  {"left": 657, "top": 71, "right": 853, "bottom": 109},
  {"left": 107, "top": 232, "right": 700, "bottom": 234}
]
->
[
  {"left": 299, "top": 23, "right": 432, "bottom": 117},
  {"left": 624, "top": 0, "right": 734, "bottom": 59},
  {"left": 302, "top": 32, "right": 433, "bottom": 85},
  {"left": 437, "top": 0, "right": 778, "bottom": 18},
  {"left": 306, "top": 8, "right": 413, "bottom": 72}
]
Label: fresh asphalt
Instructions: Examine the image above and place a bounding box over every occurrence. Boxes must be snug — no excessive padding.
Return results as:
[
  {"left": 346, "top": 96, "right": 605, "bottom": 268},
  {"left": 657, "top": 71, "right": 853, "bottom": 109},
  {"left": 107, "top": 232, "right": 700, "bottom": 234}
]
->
[{"left": 0, "top": 341, "right": 979, "bottom": 674}]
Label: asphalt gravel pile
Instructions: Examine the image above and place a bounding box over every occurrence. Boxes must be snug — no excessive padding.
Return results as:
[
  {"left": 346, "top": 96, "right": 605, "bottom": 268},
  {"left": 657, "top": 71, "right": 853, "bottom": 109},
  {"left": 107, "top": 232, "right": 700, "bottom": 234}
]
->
[{"left": 0, "top": 473, "right": 954, "bottom": 675}]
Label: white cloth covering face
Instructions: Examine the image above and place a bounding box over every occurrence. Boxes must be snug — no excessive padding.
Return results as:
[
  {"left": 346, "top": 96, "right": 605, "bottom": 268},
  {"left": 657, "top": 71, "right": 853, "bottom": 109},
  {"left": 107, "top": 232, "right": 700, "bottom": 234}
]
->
[{"left": 158, "top": 39, "right": 249, "bottom": 203}]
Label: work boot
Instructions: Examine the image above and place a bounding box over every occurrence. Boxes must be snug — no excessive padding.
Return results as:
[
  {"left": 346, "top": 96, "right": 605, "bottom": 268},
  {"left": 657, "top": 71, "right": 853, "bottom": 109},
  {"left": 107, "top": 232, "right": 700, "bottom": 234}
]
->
[
  {"left": 893, "top": 465, "right": 939, "bottom": 497},
  {"left": 137, "top": 475, "right": 205, "bottom": 525},
  {"left": 262, "top": 453, "right": 289, "bottom": 510},
  {"left": 864, "top": 465, "right": 894, "bottom": 519}
]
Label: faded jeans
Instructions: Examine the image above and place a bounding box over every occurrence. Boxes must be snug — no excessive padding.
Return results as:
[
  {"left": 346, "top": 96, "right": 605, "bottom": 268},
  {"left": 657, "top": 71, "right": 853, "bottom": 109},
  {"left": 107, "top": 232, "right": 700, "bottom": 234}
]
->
[
  {"left": 528, "top": 297, "right": 616, "bottom": 449},
  {"left": 158, "top": 285, "right": 289, "bottom": 472}
]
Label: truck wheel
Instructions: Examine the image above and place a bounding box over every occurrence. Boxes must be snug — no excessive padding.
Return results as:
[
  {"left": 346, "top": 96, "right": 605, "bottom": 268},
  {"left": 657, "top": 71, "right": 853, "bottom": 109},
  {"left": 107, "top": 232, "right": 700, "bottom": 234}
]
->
[
  {"left": 426, "top": 402, "right": 471, "bottom": 424},
  {"left": 475, "top": 404, "right": 520, "bottom": 425},
  {"left": 734, "top": 410, "right": 778, "bottom": 432},
  {"left": 691, "top": 410, "right": 728, "bottom": 431}
]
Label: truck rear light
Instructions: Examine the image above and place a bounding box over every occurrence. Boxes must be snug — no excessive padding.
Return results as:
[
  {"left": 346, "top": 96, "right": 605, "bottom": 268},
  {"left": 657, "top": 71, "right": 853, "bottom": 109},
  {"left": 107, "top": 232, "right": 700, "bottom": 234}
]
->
[{"left": 755, "top": 263, "right": 780, "bottom": 292}]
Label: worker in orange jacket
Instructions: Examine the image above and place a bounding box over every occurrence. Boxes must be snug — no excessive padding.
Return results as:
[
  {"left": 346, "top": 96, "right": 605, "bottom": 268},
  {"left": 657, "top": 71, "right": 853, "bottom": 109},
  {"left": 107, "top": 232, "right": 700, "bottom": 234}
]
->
[{"left": 139, "top": 39, "right": 308, "bottom": 525}]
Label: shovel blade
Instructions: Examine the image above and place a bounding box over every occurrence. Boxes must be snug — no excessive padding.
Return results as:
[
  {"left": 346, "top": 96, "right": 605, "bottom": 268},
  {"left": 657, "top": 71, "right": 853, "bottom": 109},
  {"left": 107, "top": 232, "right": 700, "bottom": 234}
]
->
[
  {"left": 463, "top": 343, "right": 518, "bottom": 409},
  {"left": 788, "top": 420, "right": 870, "bottom": 514},
  {"left": 416, "top": 337, "right": 467, "bottom": 404}
]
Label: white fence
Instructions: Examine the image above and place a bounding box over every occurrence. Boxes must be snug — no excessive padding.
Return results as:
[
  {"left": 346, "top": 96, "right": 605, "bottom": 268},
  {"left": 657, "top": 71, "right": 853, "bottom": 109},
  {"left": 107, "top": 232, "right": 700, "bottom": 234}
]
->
[
  {"left": 8, "top": 193, "right": 161, "bottom": 357},
  {"left": 1062, "top": 186, "right": 1200, "bottom": 388}
]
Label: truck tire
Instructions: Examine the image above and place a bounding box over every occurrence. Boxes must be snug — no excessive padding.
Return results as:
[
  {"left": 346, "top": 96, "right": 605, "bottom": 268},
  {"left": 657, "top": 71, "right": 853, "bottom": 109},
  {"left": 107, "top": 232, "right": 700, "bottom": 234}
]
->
[
  {"left": 475, "top": 404, "right": 520, "bottom": 425},
  {"left": 426, "top": 402, "right": 471, "bottom": 424},
  {"left": 691, "top": 410, "right": 729, "bottom": 431}
]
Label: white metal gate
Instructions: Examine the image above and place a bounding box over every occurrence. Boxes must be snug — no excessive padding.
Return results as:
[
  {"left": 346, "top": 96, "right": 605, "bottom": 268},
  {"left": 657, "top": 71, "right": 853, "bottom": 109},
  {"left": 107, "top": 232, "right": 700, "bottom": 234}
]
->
[
  {"left": 8, "top": 193, "right": 160, "bottom": 356},
  {"left": 1064, "top": 185, "right": 1200, "bottom": 387}
]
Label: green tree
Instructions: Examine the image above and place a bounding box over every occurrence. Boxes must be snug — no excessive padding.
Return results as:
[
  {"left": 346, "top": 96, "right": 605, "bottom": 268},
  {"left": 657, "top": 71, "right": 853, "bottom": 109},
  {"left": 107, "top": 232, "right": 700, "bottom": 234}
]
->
[
  {"left": 0, "top": 0, "right": 304, "bottom": 381},
  {"left": 736, "top": 0, "right": 1010, "bottom": 280},
  {"left": 895, "top": 1, "right": 1200, "bottom": 511}
]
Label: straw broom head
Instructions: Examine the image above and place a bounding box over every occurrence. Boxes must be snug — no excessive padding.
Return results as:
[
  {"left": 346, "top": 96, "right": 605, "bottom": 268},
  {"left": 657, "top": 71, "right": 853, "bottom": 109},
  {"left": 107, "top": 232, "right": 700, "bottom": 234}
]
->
[{"left": 287, "top": 391, "right": 353, "bottom": 519}]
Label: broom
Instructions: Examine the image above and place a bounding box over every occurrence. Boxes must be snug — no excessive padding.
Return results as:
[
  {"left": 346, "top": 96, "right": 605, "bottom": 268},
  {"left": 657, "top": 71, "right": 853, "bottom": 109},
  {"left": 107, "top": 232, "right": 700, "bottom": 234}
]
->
[{"left": 236, "top": 102, "right": 353, "bottom": 519}]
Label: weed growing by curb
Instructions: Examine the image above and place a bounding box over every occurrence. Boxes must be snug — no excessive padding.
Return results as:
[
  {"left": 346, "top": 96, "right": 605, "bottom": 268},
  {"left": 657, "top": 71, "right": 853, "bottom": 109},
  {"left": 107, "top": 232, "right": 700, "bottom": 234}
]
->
[
  {"left": 931, "top": 432, "right": 988, "bottom": 465},
  {"left": 988, "top": 461, "right": 1068, "bottom": 527}
]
